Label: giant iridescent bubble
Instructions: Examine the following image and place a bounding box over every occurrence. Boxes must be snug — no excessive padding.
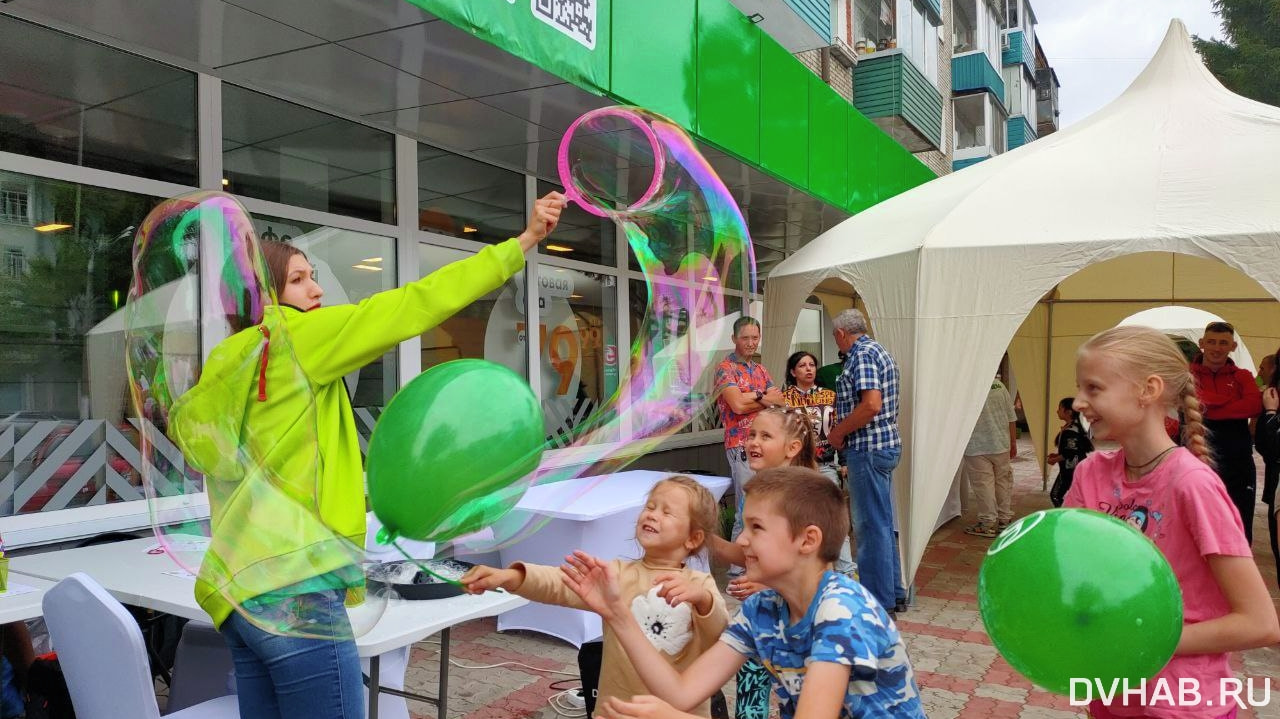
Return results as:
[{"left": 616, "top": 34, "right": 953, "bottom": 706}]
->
[
  {"left": 430, "top": 106, "right": 756, "bottom": 555},
  {"left": 126, "top": 191, "right": 389, "bottom": 639}
]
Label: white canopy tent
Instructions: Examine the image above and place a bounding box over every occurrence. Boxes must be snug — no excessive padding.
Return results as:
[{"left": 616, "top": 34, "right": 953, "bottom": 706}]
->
[
  {"left": 1118, "top": 306, "right": 1256, "bottom": 371},
  {"left": 762, "top": 20, "right": 1280, "bottom": 584}
]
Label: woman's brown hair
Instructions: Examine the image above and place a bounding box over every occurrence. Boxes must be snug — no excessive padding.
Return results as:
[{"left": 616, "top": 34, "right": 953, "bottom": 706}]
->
[{"left": 259, "top": 240, "right": 305, "bottom": 301}]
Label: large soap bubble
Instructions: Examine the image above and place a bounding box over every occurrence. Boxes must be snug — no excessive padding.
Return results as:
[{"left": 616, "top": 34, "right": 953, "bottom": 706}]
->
[
  {"left": 126, "top": 191, "right": 388, "bottom": 639},
  {"left": 437, "top": 106, "right": 756, "bottom": 556}
]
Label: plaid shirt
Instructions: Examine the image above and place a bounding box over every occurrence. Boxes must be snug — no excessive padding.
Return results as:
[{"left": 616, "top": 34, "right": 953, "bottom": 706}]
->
[
  {"left": 835, "top": 335, "right": 901, "bottom": 451},
  {"left": 715, "top": 352, "right": 775, "bottom": 449}
]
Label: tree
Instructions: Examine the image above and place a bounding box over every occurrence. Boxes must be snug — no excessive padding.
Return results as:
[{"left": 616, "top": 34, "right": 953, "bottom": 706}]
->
[{"left": 1194, "top": 0, "right": 1280, "bottom": 106}]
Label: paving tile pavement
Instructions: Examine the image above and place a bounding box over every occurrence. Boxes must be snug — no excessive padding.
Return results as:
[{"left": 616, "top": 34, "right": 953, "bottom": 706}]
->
[{"left": 395, "top": 440, "right": 1280, "bottom": 719}]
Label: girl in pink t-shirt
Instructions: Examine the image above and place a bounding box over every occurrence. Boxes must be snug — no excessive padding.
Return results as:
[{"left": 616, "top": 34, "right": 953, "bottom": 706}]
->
[{"left": 1064, "top": 326, "right": 1280, "bottom": 719}]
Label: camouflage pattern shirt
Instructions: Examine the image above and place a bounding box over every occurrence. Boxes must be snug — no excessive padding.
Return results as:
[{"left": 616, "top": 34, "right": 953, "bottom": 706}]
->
[{"left": 720, "top": 571, "right": 924, "bottom": 719}]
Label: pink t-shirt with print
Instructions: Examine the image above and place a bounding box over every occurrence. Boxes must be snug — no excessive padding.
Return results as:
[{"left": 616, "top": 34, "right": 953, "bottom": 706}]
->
[{"left": 1063, "top": 447, "right": 1251, "bottom": 719}]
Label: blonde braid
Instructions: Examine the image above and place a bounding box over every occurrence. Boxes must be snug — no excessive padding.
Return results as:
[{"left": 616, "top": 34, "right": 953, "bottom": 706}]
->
[{"left": 1179, "top": 376, "right": 1214, "bottom": 468}]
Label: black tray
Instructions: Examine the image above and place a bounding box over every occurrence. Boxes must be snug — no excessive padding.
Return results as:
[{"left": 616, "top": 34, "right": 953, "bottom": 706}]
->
[{"left": 365, "top": 559, "right": 473, "bottom": 600}]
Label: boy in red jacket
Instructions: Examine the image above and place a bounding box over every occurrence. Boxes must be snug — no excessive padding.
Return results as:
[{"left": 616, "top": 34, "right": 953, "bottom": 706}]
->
[{"left": 1192, "top": 321, "right": 1262, "bottom": 542}]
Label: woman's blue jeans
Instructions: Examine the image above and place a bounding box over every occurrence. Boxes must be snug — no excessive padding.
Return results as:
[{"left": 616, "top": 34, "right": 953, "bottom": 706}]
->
[{"left": 220, "top": 589, "right": 364, "bottom": 719}]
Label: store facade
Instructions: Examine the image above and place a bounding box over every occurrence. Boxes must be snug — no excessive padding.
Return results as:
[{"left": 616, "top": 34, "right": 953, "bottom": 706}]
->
[{"left": 0, "top": 0, "right": 932, "bottom": 547}]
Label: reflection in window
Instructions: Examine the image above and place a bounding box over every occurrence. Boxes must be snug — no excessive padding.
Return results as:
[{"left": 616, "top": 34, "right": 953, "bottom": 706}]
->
[
  {"left": 541, "top": 266, "right": 618, "bottom": 447},
  {"left": 223, "top": 86, "right": 395, "bottom": 224},
  {"left": 0, "top": 16, "right": 198, "bottom": 185},
  {"left": 418, "top": 145, "right": 525, "bottom": 246},
  {"left": 537, "top": 181, "right": 616, "bottom": 266},
  {"left": 0, "top": 171, "right": 162, "bottom": 515},
  {"left": 252, "top": 214, "right": 398, "bottom": 446},
  {"left": 791, "top": 308, "right": 824, "bottom": 361},
  {"left": 627, "top": 279, "right": 725, "bottom": 436},
  {"left": 417, "top": 243, "right": 526, "bottom": 379}
]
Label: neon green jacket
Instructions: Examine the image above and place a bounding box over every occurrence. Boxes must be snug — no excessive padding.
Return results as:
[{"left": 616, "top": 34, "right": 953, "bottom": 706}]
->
[{"left": 170, "top": 238, "right": 525, "bottom": 628}]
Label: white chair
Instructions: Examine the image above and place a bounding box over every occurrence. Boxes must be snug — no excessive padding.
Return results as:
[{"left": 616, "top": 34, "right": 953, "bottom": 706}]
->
[
  {"left": 42, "top": 573, "right": 239, "bottom": 719},
  {"left": 168, "top": 619, "right": 235, "bottom": 712}
]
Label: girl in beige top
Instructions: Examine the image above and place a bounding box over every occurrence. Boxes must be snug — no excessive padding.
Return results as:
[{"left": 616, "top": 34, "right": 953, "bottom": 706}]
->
[{"left": 462, "top": 476, "right": 728, "bottom": 716}]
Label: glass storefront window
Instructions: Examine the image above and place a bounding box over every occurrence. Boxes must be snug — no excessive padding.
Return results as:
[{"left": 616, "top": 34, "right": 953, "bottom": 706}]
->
[
  {"left": 537, "top": 180, "right": 616, "bottom": 266},
  {"left": 418, "top": 145, "right": 525, "bottom": 246},
  {"left": 223, "top": 86, "right": 396, "bottom": 224},
  {"left": 791, "top": 307, "right": 824, "bottom": 360},
  {"left": 0, "top": 172, "right": 161, "bottom": 515},
  {"left": 417, "top": 243, "right": 526, "bottom": 379},
  {"left": 0, "top": 17, "right": 197, "bottom": 185},
  {"left": 252, "top": 214, "right": 398, "bottom": 443},
  {"left": 542, "top": 266, "right": 618, "bottom": 447}
]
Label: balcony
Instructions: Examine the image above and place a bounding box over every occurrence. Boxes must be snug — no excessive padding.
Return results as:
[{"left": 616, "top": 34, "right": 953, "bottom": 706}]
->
[
  {"left": 1035, "top": 66, "right": 1060, "bottom": 136},
  {"left": 952, "top": 51, "right": 1005, "bottom": 104},
  {"left": 1007, "top": 114, "right": 1036, "bottom": 150},
  {"left": 853, "top": 50, "right": 944, "bottom": 152},
  {"left": 1001, "top": 29, "right": 1035, "bottom": 75}
]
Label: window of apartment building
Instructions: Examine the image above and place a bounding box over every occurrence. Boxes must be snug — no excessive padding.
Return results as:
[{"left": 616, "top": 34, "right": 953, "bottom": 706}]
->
[
  {"left": 0, "top": 171, "right": 160, "bottom": 517},
  {"left": 1004, "top": 0, "right": 1019, "bottom": 29},
  {"left": 419, "top": 145, "right": 525, "bottom": 246},
  {"left": 0, "top": 186, "right": 29, "bottom": 224},
  {"left": 853, "top": 0, "right": 896, "bottom": 49},
  {"left": 0, "top": 17, "right": 198, "bottom": 186},
  {"left": 3, "top": 248, "right": 24, "bottom": 277},
  {"left": 954, "top": 0, "right": 977, "bottom": 53},
  {"left": 955, "top": 95, "right": 987, "bottom": 151},
  {"left": 993, "top": 106, "right": 1008, "bottom": 153},
  {"left": 223, "top": 85, "right": 396, "bottom": 225},
  {"left": 899, "top": 0, "right": 940, "bottom": 86}
]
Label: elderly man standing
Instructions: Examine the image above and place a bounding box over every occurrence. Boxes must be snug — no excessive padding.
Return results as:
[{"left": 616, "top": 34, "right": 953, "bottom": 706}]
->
[
  {"left": 714, "top": 316, "right": 783, "bottom": 573},
  {"left": 826, "top": 309, "right": 907, "bottom": 614}
]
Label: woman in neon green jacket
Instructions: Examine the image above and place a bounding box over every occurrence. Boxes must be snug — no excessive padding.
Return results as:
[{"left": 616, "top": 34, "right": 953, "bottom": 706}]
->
[{"left": 170, "top": 192, "right": 564, "bottom": 719}]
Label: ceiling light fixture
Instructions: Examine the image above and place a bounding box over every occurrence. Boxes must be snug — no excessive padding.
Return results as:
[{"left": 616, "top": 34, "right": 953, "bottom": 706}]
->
[
  {"left": 33, "top": 223, "right": 71, "bottom": 232},
  {"left": 544, "top": 244, "right": 574, "bottom": 253},
  {"left": 221, "top": 178, "right": 230, "bottom": 187},
  {"left": 462, "top": 225, "right": 478, "bottom": 233},
  {"left": 361, "top": 257, "right": 383, "bottom": 263},
  {"left": 351, "top": 264, "right": 383, "bottom": 271}
]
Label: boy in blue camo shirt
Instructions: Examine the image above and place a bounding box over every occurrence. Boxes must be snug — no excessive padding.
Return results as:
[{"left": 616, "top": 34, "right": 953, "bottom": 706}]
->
[{"left": 562, "top": 466, "right": 924, "bottom": 719}]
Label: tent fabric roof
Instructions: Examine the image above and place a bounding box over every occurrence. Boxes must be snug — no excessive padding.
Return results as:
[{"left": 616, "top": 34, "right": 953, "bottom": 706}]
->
[{"left": 762, "top": 20, "right": 1280, "bottom": 585}]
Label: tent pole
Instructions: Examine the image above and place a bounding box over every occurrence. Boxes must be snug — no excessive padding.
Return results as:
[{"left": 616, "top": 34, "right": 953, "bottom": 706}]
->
[{"left": 1042, "top": 301, "right": 1054, "bottom": 490}]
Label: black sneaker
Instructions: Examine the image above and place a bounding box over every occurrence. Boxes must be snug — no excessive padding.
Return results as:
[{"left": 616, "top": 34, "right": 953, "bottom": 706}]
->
[{"left": 894, "top": 599, "right": 908, "bottom": 614}]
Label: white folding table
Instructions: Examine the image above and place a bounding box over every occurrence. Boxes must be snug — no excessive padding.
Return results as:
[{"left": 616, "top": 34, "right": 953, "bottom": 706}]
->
[
  {"left": 0, "top": 573, "right": 54, "bottom": 623},
  {"left": 10, "top": 537, "right": 526, "bottom": 719},
  {"left": 498, "top": 470, "right": 730, "bottom": 647}
]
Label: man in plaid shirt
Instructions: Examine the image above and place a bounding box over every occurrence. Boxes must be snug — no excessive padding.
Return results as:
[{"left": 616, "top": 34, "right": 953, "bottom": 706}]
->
[{"left": 826, "top": 309, "right": 907, "bottom": 615}]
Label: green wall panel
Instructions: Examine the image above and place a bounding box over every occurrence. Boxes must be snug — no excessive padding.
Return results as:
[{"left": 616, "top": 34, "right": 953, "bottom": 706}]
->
[
  {"left": 611, "top": 0, "right": 696, "bottom": 129},
  {"left": 404, "top": 0, "right": 610, "bottom": 92},
  {"left": 696, "top": 0, "right": 760, "bottom": 164},
  {"left": 759, "top": 35, "right": 809, "bottom": 188},
  {"left": 847, "top": 108, "right": 883, "bottom": 213},
  {"left": 808, "top": 76, "right": 847, "bottom": 206},
  {"left": 874, "top": 144, "right": 908, "bottom": 204}
]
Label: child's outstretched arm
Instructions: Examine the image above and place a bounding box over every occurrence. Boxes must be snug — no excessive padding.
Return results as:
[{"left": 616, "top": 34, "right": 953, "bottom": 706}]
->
[
  {"left": 462, "top": 561, "right": 593, "bottom": 610},
  {"left": 707, "top": 534, "right": 745, "bottom": 567},
  {"left": 561, "top": 551, "right": 745, "bottom": 712},
  {"left": 460, "top": 564, "right": 525, "bottom": 594},
  {"left": 1177, "top": 554, "right": 1280, "bottom": 654}
]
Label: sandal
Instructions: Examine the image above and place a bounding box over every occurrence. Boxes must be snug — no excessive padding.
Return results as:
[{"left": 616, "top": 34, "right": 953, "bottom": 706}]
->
[{"left": 964, "top": 522, "right": 998, "bottom": 538}]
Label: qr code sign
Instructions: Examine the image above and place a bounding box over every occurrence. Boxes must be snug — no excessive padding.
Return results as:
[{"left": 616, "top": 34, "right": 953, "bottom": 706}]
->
[{"left": 532, "top": 0, "right": 597, "bottom": 50}]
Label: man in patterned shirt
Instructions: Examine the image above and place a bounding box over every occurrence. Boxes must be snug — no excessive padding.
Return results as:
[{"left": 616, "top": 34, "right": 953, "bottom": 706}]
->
[
  {"left": 714, "top": 316, "right": 783, "bottom": 575},
  {"left": 826, "top": 309, "right": 907, "bottom": 615}
]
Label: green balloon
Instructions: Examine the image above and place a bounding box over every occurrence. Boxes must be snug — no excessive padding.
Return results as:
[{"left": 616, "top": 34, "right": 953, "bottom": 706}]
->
[
  {"left": 366, "top": 359, "right": 545, "bottom": 542},
  {"left": 977, "top": 509, "right": 1182, "bottom": 695}
]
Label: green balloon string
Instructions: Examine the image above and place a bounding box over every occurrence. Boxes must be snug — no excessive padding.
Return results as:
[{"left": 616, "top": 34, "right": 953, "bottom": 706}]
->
[{"left": 390, "top": 538, "right": 465, "bottom": 588}]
